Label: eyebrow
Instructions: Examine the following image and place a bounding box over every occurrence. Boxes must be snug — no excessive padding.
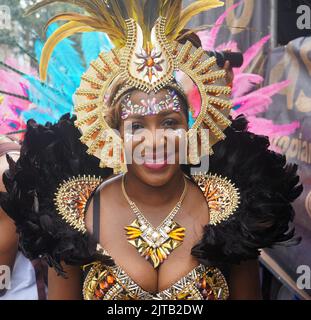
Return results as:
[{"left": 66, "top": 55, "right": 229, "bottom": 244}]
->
[{"left": 125, "top": 110, "right": 181, "bottom": 120}]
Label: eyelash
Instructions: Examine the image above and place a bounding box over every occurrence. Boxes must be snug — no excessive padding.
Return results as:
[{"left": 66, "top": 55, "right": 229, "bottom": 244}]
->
[
  {"left": 131, "top": 123, "right": 144, "bottom": 132},
  {"left": 162, "top": 118, "right": 178, "bottom": 128},
  {"left": 127, "top": 118, "right": 179, "bottom": 133}
]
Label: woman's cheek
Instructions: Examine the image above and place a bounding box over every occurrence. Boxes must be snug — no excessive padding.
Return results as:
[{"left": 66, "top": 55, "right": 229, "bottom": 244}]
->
[
  {"left": 124, "top": 137, "right": 146, "bottom": 165},
  {"left": 174, "top": 129, "right": 187, "bottom": 164}
]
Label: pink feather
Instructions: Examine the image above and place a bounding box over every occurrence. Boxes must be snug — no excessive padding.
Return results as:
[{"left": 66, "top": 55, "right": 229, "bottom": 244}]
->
[
  {"left": 0, "top": 59, "right": 36, "bottom": 135},
  {"left": 233, "top": 94, "right": 272, "bottom": 116},
  {"left": 188, "top": 85, "right": 201, "bottom": 117},
  {"left": 246, "top": 117, "right": 300, "bottom": 153},
  {"left": 253, "top": 80, "right": 290, "bottom": 97},
  {"left": 216, "top": 40, "right": 239, "bottom": 52},
  {"left": 233, "top": 80, "right": 291, "bottom": 116},
  {"left": 197, "top": 1, "right": 243, "bottom": 51},
  {"left": 247, "top": 117, "right": 300, "bottom": 138},
  {"left": 5, "top": 57, "right": 36, "bottom": 76},
  {"left": 232, "top": 73, "right": 263, "bottom": 97},
  {"left": 235, "top": 35, "right": 271, "bottom": 74}
]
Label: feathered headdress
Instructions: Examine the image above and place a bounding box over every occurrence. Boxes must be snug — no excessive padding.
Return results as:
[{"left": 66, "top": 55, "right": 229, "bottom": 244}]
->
[
  {"left": 27, "top": 0, "right": 233, "bottom": 173},
  {"left": 27, "top": 0, "right": 225, "bottom": 80}
]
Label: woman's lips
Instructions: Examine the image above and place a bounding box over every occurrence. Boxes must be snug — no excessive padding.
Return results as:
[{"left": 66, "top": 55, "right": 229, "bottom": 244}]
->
[
  {"left": 143, "top": 154, "right": 168, "bottom": 170},
  {"left": 143, "top": 161, "right": 168, "bottom": 170},
  {"left": 144, "top": 153, "right": 175, "bottom": 167}
]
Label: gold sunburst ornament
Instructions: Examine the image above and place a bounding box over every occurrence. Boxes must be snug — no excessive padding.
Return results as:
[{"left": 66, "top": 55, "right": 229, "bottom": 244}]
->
[{"left": 122, "top": 174, "right": 187, "bottom": 268}]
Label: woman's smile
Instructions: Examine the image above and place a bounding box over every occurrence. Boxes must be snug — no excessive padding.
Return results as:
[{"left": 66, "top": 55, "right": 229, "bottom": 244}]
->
[{"left": 143, "top": 161, "right": 168, "bottom": 171}]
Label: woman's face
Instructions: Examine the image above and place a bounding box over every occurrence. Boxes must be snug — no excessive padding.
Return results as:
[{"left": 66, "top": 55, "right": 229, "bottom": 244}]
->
[{"left": 118, "top": 88, "right": 188, "bottom": 187}]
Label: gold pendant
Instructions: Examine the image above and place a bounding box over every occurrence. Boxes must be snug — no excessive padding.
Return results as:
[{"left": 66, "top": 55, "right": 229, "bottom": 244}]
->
[{"left": 125, "top": 218, "right": 186, "bottom": 268}]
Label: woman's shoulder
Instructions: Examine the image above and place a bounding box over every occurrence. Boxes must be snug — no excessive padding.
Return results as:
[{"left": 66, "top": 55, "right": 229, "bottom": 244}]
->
[
  {"left": 84, "top": 174, "right": 122, "bottom": 228},
  {"left": 85, "top": 174, "right": 122, "bottom": 213},
  {"left": 99, "top": 174, "right": 123, "bottom": 196}
]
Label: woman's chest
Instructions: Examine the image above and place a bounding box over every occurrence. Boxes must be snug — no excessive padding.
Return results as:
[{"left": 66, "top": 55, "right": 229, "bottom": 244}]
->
[
  {"left": 99, "top": 239, "right": 202, "bottom": 293},
  {"left": 85, "top": 181, "right": 213, "bottom": 297},
  {"left": 82, "top": 257, "right": 229, "bottom": 300}
]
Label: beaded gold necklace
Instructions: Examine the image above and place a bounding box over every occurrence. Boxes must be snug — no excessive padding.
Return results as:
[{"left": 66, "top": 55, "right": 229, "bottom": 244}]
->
[{"left": 122, "top": 174, "right": 187, "bottom": 268}]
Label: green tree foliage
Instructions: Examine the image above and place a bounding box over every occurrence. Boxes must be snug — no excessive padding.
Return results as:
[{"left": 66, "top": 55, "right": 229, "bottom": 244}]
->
[{"left": 0, "top": 0, "right": 78, "bottom": 57}]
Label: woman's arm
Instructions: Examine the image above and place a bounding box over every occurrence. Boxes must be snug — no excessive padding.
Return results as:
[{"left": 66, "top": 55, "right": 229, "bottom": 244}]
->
[
  {"left": 0, "top": 208, "right": 18, "bottom": 269},
  {"left": 0, "top": 207, "right": 18, "bottom": 297},
  {"left": 0, "top": 155, "right": 19, "bottom": 296},
  {"left": 228, "top": 259, "right": 262, "bottom": 300},
  {"left": 0, "top": 155, "right": 19, "bottom": 268},
  {"left": 48, "top": 263, "right": 83, "bottom": 300}
]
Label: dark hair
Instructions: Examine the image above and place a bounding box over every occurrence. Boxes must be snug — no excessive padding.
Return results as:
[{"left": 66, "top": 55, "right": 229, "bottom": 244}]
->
[{"left": 177, "top": 29, "right": 202, "bottom": 48}]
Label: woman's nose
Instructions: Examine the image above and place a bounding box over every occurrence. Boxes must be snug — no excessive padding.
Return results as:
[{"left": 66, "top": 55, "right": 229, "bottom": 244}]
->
[{"left": 143, "top": 126, "right": 166, "bottom": 153}]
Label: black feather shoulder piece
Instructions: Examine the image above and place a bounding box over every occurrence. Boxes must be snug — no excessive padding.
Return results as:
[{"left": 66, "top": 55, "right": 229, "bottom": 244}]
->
[
  {"left": 0, "top": 114, "right": 113, "bottom": 276},
  {"left": 191, "top": 115, "right": 303, "bottom": 266}
]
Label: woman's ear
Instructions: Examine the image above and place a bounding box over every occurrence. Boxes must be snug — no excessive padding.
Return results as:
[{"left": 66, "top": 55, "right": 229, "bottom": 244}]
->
[{"left": 224, "top": 60, "right": 234, "bottom": 86}]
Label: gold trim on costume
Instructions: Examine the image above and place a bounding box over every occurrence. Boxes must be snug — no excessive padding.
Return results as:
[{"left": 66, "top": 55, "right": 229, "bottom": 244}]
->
[
  {"left": 192, "top": 173, "right": 240, "bottom": 225},
  {"left": 54, "top": 175, "right": 103, "bottom": 233}
]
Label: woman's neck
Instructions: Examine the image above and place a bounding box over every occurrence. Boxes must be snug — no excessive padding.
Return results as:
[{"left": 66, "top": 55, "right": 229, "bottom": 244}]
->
[{"left": 123, "top": 170, "right": 186, "bottom": 210}]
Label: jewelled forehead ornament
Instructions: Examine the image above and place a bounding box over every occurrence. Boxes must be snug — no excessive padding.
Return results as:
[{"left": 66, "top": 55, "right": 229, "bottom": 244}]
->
[
  {"left": 120, "top": 89, "right": 181, "bottom": 120},
  {"left": 36, "top": 0, "right": 233, "bottom": 174}
]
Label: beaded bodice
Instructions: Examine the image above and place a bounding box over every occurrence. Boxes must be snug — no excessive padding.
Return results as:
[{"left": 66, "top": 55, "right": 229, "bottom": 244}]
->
[{"left": 82, "top": 245, "right": 229, "bottom": 300}]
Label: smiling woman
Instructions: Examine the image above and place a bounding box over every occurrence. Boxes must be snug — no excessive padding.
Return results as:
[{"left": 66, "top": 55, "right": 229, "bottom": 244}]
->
[
  {"left": 0, "top": 0, "right": 303, "bottom": 300},
  {"left": 115, "top": 88, "right": 189, "bottom": 188}
]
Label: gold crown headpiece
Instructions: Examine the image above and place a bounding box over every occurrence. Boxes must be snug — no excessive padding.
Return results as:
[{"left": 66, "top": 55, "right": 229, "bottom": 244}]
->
[{"left": 29, "top": 0, "right": 233, "bottom": 173}]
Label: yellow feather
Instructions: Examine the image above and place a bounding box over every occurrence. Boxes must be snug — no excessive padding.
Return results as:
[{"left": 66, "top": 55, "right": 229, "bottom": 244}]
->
[
  {"left": 29, "top": 0, "right": 225, "bottom": 83},
  {"left": 25, "top": 0, "right": 103, "bottom": 19},
  {"left": 26, "top": 0, "right": 127, "bottom": 45},
  {"left": 127, "top": 0, "right": 144, "bottom": 23},
  {"left": 161, "top": 0, "right": 183, "bottom": 36},
  {"left": 109, "top": 0, "right": 128, "bottom": 31},
  {"left": 45, "top": 12, "right": 123, "bottom": 39},
  {"left": 174, "top": 0, "right": 224, "bottom": 38},
  {"left": 40, "top": 21, "right": 95, "bottom": 81},
  {"left": 44, "top": 13, "right": 123, "bottom": 38}
]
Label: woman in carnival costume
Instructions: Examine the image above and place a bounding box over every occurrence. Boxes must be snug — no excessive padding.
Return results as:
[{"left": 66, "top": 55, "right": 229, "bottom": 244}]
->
[{"left": 0, "top": 0, "right": 303, "bottom": 300}]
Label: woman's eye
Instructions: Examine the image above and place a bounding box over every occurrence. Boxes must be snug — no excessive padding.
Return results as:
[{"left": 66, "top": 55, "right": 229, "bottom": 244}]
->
[
  {"left": 131, "top": 123, "right": 144, "bottom": 132},
  {"left": 124, "top": 122, "right": 144, "bottom": 134},
  {"left": 162, "top": 119, "right": 178, "bottom": 128}
]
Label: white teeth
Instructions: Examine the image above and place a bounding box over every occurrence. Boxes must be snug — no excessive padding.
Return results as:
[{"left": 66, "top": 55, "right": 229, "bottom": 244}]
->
[
  {"left": 144, "top": 154, "right": 176, "bottom": 164},
  {"left": 145, "top": 159, "right": 165, "bottom": 164}
]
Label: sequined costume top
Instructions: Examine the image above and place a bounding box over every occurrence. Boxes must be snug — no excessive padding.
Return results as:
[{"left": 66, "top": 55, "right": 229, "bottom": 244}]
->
[
  {"left": 54, "top": 175, "right": 230, "bottom": 300},
  {"left": 82, "top": 244, "right": 229, "bottom": 300},
  {"left": 0, "top": 115, "right": 302, "bottom": 300}
]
